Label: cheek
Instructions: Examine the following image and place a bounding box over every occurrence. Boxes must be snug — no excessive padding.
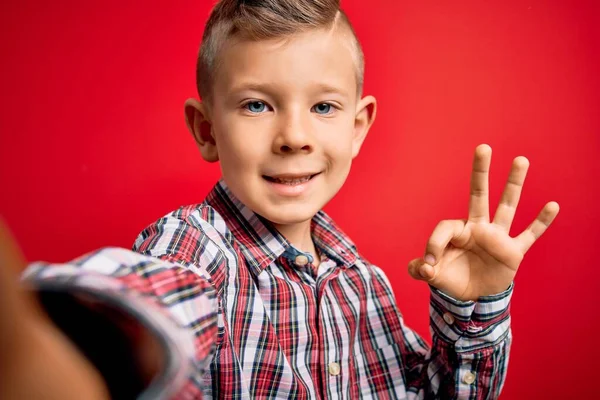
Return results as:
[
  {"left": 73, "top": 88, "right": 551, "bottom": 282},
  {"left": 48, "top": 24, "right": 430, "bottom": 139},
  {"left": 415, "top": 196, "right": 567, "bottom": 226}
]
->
[
  {"left": 215, "top": 119, "right": 264, "bottom": 167},
  {"left": 321, "top": 120, "right": 355, "bottom": 159}
]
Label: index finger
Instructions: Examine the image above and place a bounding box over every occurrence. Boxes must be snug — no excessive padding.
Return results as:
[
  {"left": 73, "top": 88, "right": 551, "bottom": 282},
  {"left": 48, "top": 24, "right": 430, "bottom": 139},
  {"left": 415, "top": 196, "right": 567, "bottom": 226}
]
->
[{"left": 468, "top": 144, "right": 492, "bottom": 223}]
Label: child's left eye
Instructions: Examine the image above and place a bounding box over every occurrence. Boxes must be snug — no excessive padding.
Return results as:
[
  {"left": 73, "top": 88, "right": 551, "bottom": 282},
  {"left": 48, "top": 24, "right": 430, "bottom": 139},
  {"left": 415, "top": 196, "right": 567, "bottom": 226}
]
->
[{"left": 312, "top": 103, "right": 333, "bottom": 115}]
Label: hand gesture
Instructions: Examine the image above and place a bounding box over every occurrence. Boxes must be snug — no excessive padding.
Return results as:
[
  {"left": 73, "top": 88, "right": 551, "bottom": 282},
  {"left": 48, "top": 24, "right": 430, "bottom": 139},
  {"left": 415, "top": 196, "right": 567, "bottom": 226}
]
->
[{"left": 408, "top": 144, "right": 560, "bottom": 301}]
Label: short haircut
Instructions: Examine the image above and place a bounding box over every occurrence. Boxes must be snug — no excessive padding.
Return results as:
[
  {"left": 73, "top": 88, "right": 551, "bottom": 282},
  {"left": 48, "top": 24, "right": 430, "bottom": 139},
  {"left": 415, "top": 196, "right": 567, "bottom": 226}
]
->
[{"left": 197, "top": 0, "right": 365, "bottom": 103}]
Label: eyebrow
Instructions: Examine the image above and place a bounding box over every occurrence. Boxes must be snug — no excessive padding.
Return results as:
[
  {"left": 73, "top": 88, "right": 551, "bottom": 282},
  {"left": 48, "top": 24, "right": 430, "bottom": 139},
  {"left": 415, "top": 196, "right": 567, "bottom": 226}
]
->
[
  {"left": 227, "top": 82, "right": 274, "bottom": 95},
  {"left": 227, "top": 81, "right": 350, "bottom": 99},
  {"left": 312, "top": 82, "right": 349, "bottom": 98}
]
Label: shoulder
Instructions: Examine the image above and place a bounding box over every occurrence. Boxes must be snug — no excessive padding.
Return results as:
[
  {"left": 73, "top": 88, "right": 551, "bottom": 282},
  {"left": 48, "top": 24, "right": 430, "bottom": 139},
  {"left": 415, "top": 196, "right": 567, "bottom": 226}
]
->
[
  {"left": 139, "top": 203, "right": 230, "bottom": 235},
  {"left": 132, "top": 203, "right": 235, "bottom": 273},
  {"left": 313, "top": 210, "right": 390, "bottom": 287},
  {"left": 135, "top": 203, "right": 233, "bottom": 243},
  {"left": 351, "top": 255, "right": 395, "bottom": 291}
]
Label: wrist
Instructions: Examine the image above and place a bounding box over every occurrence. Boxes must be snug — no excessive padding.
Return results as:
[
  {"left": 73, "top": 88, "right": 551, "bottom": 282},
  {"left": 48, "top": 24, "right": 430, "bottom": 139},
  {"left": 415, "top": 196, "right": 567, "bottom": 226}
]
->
[
  {"left": 429, "top": 282, "right": 513, "bottom": 302},
  {"left": 429, "top": 284, "right": 513, "bottom": 350}
]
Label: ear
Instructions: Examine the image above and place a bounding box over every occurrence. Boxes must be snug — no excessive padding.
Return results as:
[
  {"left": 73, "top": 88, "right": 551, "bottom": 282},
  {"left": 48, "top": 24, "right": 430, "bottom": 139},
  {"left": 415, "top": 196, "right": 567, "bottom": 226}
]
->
[
  {"left": 351, "top": 95, "right": 377, "bottom": 158},
  {"left": 184, "top": 98, "right": 219, "bottom": 163}
]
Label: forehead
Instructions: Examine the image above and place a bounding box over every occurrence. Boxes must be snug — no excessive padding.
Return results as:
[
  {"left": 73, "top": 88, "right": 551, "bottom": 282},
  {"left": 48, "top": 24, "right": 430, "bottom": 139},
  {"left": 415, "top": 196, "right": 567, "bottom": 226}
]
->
[{"left": 214, "top": 27, "right": 358, "bottom": 98}]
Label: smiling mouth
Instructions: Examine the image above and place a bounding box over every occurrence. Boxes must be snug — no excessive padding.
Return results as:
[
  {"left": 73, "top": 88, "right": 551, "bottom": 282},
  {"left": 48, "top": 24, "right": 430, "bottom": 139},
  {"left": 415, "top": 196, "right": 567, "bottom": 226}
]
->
[{"left": 263, "top": 173, "right": 320, "bottom": 185}]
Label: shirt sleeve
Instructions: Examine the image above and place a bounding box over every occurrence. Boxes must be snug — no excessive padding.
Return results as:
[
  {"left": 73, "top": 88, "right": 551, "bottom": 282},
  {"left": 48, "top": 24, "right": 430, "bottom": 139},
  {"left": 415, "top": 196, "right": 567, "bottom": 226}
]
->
[
  {"left": 425, "top": 284, "right": 512, "bottom": 399},
  {"left": 372, "top": 267, "right": 512, "bottom": 399},
  {"left": 23, "top": 224, "right": 220, "bottom": 399}
]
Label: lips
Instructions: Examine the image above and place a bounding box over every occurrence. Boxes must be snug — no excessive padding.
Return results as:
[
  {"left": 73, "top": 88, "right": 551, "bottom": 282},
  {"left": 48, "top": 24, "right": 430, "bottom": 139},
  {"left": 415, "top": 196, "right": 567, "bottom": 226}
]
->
[{"left": 263, "top": 173, "right": 320, "bottom": 185}]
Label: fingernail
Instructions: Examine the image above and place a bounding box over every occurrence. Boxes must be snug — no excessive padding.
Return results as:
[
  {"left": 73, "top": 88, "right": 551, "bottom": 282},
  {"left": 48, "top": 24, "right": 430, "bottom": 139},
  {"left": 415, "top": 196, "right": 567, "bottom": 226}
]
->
[{"left": 424, "top": 254, "right": 436, "bottom": 265}]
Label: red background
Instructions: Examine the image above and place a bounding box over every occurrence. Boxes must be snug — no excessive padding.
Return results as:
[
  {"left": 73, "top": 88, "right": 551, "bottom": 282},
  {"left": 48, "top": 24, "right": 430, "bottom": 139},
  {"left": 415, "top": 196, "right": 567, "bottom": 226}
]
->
[{"left": 1, "top": 1, "right": 598, "bottom": 398}]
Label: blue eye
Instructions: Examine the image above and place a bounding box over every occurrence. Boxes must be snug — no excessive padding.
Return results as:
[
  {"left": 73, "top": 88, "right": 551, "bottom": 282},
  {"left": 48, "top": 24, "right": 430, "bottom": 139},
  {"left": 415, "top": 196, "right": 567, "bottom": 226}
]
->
[
  {"left": 245, "top": 101, "right": 268, "bottom": 113},
  {"left": 313, "top": 103, "right": 332, "bottom": 115}
]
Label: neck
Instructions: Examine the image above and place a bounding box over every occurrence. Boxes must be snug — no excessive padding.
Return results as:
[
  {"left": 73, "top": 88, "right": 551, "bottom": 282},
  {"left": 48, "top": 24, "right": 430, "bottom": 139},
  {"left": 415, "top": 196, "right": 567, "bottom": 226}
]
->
[{"left": 273, "top": 219, "right": 318, "bottom": 261}]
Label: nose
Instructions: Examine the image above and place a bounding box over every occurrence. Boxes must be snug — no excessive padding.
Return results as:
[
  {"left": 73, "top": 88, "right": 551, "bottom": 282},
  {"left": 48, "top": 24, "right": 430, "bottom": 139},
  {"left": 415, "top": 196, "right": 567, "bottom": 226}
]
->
[{"left": 272, "top": 109, "right": 313, "bottom": 155}]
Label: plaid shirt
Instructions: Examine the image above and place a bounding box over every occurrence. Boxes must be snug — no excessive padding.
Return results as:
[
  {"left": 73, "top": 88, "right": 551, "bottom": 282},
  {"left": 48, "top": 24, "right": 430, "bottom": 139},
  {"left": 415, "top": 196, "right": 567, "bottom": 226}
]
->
[{"left": 25, "top": 179, "right": 512, "bottom": 399}]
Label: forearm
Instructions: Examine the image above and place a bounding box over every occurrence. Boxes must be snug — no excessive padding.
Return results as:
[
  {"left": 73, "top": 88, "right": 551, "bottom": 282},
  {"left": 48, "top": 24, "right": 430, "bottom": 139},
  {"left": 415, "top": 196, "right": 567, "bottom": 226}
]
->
[{"left": 22, "top": 248, "right": 219, "bottom": 399}]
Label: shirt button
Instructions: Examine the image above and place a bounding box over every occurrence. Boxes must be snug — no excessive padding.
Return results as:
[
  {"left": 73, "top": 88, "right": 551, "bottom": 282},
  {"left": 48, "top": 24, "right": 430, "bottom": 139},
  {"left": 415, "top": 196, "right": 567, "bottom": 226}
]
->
[
  {"left": 463, "top": 372, "right": 476, "bottom": 385},
  {"left": 328, "top": 362, "right": 341, "bottom": 376},
  {"left": 443, "top": 312, "right": 455, "bottom": 325},
  {"left": 294, "top": 255, "right": 309, "bottom": 266}
]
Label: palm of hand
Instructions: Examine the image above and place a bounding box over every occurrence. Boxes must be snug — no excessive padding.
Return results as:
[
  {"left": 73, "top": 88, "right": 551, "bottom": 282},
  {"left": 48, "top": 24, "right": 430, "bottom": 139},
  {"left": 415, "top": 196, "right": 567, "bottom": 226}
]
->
[
  {"left": 409, "top": 145, "right": 559, "bottom": 301},
  {"left": 427, "top": 221, "right": 524, "bottom": 301}
]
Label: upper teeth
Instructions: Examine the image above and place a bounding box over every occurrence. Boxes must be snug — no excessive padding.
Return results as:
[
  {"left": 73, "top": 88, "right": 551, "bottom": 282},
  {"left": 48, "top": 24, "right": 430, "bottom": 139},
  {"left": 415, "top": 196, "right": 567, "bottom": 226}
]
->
[{"left": 274, "top": 176, "right": 311, "bottom": 184}]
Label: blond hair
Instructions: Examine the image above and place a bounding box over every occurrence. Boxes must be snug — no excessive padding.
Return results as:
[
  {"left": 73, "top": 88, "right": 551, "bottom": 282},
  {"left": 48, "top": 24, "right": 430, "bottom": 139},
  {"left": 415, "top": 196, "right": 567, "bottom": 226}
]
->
[{"left": 197, "top": 0, "right": 364, "bottom": 102}]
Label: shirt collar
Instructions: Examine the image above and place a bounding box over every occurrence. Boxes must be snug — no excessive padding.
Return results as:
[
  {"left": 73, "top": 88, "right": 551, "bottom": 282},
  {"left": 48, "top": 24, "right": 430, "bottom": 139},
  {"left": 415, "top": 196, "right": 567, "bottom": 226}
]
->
[{"left": 205, "top": 179, "right": 360, "bottom": 276}]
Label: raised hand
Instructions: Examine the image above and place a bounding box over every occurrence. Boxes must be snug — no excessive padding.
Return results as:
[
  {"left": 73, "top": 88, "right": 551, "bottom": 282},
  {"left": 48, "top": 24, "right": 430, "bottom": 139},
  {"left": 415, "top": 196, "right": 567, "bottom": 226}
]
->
[{"left": 408, "top": 144, "right": 560, "bottom": 301}]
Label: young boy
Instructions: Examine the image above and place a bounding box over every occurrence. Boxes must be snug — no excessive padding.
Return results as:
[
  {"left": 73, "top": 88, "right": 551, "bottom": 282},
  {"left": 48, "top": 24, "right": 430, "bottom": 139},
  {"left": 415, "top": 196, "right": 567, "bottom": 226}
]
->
[{"left": 1, "top": 0, "right": 559, "bottom": 399}]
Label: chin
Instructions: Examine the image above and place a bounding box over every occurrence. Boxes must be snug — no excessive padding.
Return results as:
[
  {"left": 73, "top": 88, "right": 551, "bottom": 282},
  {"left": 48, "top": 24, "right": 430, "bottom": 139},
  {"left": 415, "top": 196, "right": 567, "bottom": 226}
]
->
[{"left": 255, "top": 204, "right": 320, "bottom": 226}]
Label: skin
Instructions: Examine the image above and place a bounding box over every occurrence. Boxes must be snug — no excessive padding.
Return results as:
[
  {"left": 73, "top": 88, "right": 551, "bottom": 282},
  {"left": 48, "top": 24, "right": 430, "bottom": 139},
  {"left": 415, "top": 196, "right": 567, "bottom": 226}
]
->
[
  {"left": 0, "top": 220, "right": 110, "bottom": 399},
  {"left": 184, "top": 26, "right": 376, "bottom": 262},
  {"left": 185, "top": 26, "right": 559, "bottom": 299},
  {"left": 407, "top": 145, "right": 560, "bottom": 300},
  {"left": 0, "top": 18, "right": 560, "bottom": 399},
  {"left": 0, "top": 220, "right": 163, "bottom": 399}
]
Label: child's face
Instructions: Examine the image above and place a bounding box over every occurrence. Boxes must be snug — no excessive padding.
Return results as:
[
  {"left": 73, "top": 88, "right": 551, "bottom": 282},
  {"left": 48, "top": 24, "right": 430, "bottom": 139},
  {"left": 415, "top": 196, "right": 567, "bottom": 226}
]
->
[{"left": 190, "top": 27, "right": 376, "bottom": 227}]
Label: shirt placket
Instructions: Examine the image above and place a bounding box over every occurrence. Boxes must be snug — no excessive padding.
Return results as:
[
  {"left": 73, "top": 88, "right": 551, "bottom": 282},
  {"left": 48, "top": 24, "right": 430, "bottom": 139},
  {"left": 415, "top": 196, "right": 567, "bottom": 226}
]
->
[{"left": 315, "top": 261, "right": 350, "bottom": 400}]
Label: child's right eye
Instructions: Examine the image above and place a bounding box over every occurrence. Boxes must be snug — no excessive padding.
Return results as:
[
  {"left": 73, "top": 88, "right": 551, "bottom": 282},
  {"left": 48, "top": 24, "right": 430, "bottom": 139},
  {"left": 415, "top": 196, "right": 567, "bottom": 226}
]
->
[{"left": 244, "top": 101, "right": 269, "bottom": 113}]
